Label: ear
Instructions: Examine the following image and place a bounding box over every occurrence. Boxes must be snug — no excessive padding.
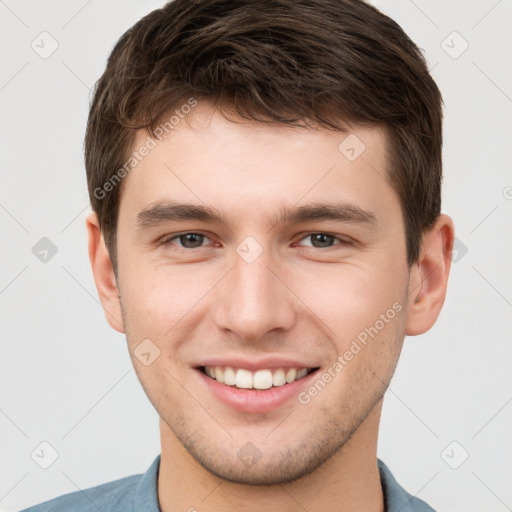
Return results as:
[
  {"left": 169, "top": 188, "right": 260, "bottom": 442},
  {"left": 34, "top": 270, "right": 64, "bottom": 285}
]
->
[
  {"left": 405, "top": 214, "right": 455, "bottom": 336},
  {"left": 86, "top": 212, "right": 125, "bottom": 333}
]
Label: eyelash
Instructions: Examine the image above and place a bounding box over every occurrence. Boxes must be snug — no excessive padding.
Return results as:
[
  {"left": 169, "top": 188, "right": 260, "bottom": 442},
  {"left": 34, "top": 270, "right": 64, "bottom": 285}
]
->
[{"left": 160, "top": 232, "right": 353, "bottom": 249}]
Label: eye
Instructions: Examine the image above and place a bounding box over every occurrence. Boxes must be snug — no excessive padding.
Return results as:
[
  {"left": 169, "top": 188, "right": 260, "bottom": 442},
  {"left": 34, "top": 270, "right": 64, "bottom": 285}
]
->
[
  {"left": 161, "top": 232, "right": 213, "bottom": 249},
  {"left": 296, "top": 233, "right": 351, "bottom": 248}
]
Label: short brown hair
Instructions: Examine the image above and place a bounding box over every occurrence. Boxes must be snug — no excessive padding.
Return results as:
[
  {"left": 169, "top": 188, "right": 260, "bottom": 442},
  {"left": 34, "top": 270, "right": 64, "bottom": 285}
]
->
[{"left": 85, "top": 0, "right": 443, "bottom": 272}]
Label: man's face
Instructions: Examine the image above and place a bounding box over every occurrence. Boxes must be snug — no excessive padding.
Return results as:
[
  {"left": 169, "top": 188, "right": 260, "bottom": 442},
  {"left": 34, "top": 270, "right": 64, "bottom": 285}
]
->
[{"left": 115, "top": 104, "right": 412, "bottom": 484}]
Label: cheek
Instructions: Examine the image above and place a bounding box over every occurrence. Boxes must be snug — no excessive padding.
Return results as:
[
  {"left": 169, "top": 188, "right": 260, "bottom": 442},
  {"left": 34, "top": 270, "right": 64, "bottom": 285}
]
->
[
  {"left": 289, "top": 261, "right": 408, "bottom": 391},
  {"left": 288, "top": 261, "right": 406, "bottom": 339},
  {"left": 118, "top": 259, "right": 219, "bottom": 342}
]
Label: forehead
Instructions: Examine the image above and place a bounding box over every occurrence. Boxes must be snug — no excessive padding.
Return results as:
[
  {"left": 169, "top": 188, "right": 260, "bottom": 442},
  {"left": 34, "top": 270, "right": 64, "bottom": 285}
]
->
[{"left": 118, "top": 103, "right": 398, "bottom": 227}]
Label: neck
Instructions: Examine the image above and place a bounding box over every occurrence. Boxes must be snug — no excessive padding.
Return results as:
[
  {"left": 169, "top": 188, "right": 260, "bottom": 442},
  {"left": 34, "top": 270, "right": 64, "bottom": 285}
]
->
[{"left": 157, "top": 402, "right": 384, "bottom": 512}]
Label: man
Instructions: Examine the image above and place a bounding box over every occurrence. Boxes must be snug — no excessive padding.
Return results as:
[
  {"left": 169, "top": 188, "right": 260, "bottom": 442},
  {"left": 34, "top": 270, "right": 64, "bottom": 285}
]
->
[{"left": 21, "top": 0, "right": 454, "bottom": 510}]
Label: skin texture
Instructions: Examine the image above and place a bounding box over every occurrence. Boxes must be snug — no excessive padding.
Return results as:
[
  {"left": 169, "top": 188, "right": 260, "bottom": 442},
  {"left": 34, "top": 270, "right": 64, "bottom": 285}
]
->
[{"left": 87, "top": 102, "right": 454, "bottom": 512}]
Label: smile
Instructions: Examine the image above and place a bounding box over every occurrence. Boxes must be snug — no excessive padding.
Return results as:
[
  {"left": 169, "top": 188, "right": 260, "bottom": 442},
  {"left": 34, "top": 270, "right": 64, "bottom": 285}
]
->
[{"left": 200, "top": 366, "right": 317, "bottom": 390}]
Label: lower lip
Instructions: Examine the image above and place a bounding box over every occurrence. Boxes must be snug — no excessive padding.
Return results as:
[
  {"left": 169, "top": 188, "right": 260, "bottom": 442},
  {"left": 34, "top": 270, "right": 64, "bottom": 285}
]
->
[{"left": 196, "top": 368, "right": 319, "bottom": 413}]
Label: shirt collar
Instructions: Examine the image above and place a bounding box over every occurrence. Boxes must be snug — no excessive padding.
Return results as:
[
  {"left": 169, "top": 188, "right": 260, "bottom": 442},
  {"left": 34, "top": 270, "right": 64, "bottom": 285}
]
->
[
  {"left": 133, "top": 454, "right": 162, "bottom": 512},
  {"left": 378, "top": 459, "right": 435, "bottom": 511}
]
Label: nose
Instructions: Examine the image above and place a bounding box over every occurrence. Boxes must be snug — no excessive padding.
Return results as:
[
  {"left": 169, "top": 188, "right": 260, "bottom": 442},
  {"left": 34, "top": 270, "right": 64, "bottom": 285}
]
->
[{"left": 213, "top": 244, "right": 296, "bottom": 342}]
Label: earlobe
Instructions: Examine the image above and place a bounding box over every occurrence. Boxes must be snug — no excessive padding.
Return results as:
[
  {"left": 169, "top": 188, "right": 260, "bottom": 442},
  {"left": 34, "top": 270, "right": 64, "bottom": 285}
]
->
[
  {"left": 86, "top": 212, "right": 125, "bottom": 333},
  {"left": 405, "top": 214, "right": 455, "bottom": 336}
]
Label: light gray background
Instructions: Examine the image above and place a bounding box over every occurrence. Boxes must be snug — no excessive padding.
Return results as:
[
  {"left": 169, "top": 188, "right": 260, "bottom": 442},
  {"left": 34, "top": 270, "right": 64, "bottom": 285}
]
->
[{"left": 1, "top": 1, "right": 511, "bottom": 511}]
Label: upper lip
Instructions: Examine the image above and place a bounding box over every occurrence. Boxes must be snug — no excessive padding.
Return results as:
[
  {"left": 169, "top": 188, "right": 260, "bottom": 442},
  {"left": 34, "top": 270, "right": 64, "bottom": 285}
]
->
[{"left": 195, "top": 356, "right": 319, "bottom": 372}]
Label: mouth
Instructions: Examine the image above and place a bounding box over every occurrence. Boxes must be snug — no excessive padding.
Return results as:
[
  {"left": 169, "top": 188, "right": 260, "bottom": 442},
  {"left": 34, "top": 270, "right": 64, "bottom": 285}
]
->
[
  {"left": 198, "top": 365, "right": 319, "bottom": 390},
  {"left": 194, "top": 358, "right": 321, "bottom": 413}
]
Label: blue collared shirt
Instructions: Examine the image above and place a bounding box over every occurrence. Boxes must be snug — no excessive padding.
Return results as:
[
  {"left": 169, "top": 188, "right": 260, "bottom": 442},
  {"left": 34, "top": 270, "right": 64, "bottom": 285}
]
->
[{"left": 19, "top": 456, "right": 435, "bottom": 511}]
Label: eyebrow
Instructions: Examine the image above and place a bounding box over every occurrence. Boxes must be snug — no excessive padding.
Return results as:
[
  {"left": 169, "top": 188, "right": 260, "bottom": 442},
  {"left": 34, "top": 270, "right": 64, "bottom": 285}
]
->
[
  {"left": 136, "top": 200, "right": 377, "bottom": 229},
  {"left": 276, "top": 203, "right": 377, "bottom": 226},
  {"left": 136, "top": 202, "right": 230, "bottom": 229}
]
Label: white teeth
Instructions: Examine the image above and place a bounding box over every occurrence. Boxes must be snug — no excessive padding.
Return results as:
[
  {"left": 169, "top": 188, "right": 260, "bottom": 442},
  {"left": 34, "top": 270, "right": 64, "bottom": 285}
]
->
[
  {"left": 285, "top": 368, "right": 297, "bottom": 383},
  {"left": 203, "top": 365, "right": 312, "bottom": 389},
  {"left": 296, "top": 368, "right": 308, "bottom": 379},
  {"left": 215, "top": 367, "right": 224, "bottom": 383},
  {"left": 272, "top": 369, "right": 286, "bottom": 387},
  {"left": 224, "top": 366, "right": 236, "bottom": 386},
  {"left": 253, "top": 369, "right": 273, "bottom": 390},
  {"left": 235, "top": 369, "right": 253, "bottom": 389}
]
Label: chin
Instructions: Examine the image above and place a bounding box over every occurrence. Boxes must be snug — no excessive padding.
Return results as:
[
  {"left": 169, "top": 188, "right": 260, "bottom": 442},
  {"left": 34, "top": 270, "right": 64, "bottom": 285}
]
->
[{"left": 179, "top": 423, "right": 355, "bottom": 486}]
